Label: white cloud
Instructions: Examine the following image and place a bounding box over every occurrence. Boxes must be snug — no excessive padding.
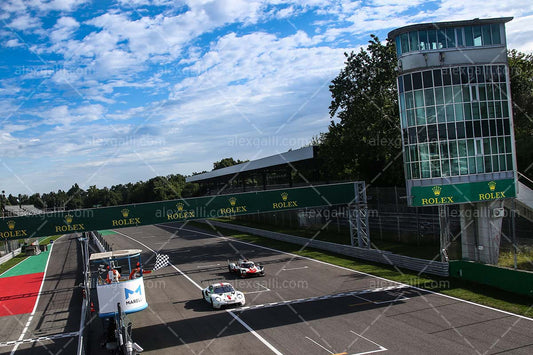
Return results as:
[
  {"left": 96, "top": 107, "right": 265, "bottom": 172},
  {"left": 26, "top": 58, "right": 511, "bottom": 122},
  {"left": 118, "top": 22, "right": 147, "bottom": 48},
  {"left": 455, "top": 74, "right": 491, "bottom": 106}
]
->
[
  {"left": 50, "top": 16, "right": 79, "bottom": 42},
  {"left": 5, "top": 38, "right": 23, "bottom": 47},
  {"left": 7, "top": 13, "right": 41, "bottom": 31}
]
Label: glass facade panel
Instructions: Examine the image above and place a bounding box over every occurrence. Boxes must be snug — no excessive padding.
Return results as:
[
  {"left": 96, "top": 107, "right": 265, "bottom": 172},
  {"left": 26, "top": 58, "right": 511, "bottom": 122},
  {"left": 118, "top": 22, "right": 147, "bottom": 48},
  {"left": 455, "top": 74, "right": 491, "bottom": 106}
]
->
[
  {"left": 414, "top": 90, "right": 424, "bottom": 107},
  {"left": 465, "top": 26, "right": 474, "bottom": 46},
  {"left": 482, "top": 25, "right": 492, "bottom": 45},
  {"left": 424, "top": 88, "right": 434, "bottom": 106},
  {"left": 395, "top": 23, "right": 503, "bottom": 56},
  {"left": 419, "top": 30, "right": 428, "bottom": 50},
  {"left": 473, "top": 26, "right": 482, "bottom": 46},
  {"left": 400, "top": 33, "right": 409, "bottom": 53},
  {"left": 491, "top": 24, "right": 501, "bottom": 44},
  {"left": 409, "top": 31, "right": 419, "bottom": 51},
  {"left": 446, "top": 28, "right": 455, "bottom": 47},
  {"left": 398, "top": 64, "right": 513, "bottom": 180}
]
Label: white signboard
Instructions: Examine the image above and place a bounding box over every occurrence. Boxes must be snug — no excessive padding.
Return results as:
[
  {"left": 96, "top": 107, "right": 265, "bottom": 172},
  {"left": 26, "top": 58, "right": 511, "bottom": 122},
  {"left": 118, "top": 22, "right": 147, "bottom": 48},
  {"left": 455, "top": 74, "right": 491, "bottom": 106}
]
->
[{"left": 96, "top": 277, "right": 147, "bottom": 317}]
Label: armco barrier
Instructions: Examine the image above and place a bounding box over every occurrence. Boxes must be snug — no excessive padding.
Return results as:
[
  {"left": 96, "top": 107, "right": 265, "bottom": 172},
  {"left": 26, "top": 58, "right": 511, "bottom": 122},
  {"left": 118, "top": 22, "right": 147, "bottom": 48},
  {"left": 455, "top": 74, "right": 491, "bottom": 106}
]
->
[
  {"left": 450, "top": 260, "right": 533, "bottom": 297},
  {"left": 206, "top": 220, "right": 449, "bottom": 277},
  {"left": 0, "top": 247, "right": 22, "bottom": 265}
]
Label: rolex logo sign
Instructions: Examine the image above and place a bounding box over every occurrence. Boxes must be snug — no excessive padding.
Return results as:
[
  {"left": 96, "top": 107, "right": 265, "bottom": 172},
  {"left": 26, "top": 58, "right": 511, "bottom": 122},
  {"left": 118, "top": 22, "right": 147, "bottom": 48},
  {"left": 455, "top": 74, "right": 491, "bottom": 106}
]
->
[
  {"left": 56, "top": 214, "right": 85, "bottom": 233},
  {"left": 167, "top": 202, "right": 195, "bottom": 221},
  {"left": 421, "top": 185, "right": 454, "bottom": 205},
  {"left": 273, "top": 192, "right": 298, "bottom": 209},
  {"left": 113, "top": 208, "right": 141, "bottom": 227},
  {"left": 1, "top": 220, "right": 27, "bottom": 238},
  {"left": 478, "top": 180, "right": 506, "bottom": 201},
  {"left": 218, "top": 197, "right": 247, "bottom": 216}
]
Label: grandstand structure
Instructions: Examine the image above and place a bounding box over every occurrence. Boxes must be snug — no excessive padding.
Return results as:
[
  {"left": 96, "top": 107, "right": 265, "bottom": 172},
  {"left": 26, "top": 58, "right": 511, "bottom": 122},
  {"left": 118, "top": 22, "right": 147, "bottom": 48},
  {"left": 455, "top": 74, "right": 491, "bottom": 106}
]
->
[
  {"left": 4, "top": 205, "right": 44, "bottom": 217},
  {"left": 186, "top": 146, "right": 321, "bottom": 195}
]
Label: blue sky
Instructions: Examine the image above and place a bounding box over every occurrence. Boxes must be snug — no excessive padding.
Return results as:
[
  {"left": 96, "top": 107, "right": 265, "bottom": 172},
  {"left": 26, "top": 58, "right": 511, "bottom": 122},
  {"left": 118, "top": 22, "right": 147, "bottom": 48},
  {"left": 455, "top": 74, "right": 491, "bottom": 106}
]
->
[{"left": 1, "top": 0, "right": 532, "bottom": 195}]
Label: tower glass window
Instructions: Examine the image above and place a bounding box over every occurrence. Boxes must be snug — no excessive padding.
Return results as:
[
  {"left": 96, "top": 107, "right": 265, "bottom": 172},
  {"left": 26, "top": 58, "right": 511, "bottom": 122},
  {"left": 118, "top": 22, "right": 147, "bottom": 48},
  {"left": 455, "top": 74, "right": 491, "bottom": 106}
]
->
[
  {"left": 395, "top": 23, "right": 504, "bottom": 56},
  {"left": 398, "top": 64, "right": 513, "bottom": 180}
]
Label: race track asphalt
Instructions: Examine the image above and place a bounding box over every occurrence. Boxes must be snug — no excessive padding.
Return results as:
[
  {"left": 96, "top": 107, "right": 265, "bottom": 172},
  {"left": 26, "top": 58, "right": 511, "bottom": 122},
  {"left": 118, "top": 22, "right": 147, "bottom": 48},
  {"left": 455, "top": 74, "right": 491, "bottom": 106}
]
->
[
  {"left": 0, "top": 235, "right": 83, "bottom": 355},
  {"left": 92, "top": 223, "right": 533, "bottom": 355}
]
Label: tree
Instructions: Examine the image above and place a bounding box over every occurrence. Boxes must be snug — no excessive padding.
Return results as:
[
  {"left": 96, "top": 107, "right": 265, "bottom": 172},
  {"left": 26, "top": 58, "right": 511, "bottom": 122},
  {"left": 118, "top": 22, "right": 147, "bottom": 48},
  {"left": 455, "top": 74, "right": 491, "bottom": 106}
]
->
[
  {"left": 508, "top": 50, "right": 533, "bottom": 180},
  {"left": 66, "top": 184, "right": 85, "bottom": 210},
  {"left": 213, "top": 157, "right": 249, "bottom": 170},
  {"left": 320, "top": 35, "right": 404, "bottom": 185}
]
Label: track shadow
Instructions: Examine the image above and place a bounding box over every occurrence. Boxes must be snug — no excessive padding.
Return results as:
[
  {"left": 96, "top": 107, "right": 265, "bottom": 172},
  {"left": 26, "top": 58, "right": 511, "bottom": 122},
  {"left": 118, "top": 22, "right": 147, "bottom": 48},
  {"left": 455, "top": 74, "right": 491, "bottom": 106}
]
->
[{"left": 132, "top": 287, "right": 428, "bottom": 352}]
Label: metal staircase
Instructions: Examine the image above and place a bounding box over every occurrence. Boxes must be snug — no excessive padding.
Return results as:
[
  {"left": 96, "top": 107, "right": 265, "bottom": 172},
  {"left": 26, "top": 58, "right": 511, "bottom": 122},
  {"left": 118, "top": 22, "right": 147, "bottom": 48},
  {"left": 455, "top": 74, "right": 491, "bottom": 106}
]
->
[{"left": 505, "top": 172, "right": 533, "bottom": 222}]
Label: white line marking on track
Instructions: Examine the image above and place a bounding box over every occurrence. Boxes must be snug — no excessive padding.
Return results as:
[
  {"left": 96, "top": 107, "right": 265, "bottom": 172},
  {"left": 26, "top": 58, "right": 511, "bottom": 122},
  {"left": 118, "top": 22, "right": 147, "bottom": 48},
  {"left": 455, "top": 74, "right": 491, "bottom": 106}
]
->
[
  {"left": 234, "top": 286, "right": 406, "bottom": 312},
  {"left": 305, "top": 336, "right": 334, "bottom": 354},
  {"left": 169, "top": 225, "right": 533, "bottom": 322},
  {"left": 281, "top": 266, "right": 308, "bottom": 271},
  {"left": 244, "top": 282, "right": 271, "bottom": 294},
  {"left": 1, "top": 331, "right": 80, "bottom": 347},
  {"left": 352, "top": 292, "right": 409, "bottom": 305},
  {"left": 349, "top": 330, "right": 387, "bottom": 355},
  {"left": 227, "top": 310, "right": 283, "bottom": 355},
  {"left": 112, "top": 229, "right": 284, "bottom": 355},
  {"left": 10, "top": 242, "right": 55, "bottom": 355}
]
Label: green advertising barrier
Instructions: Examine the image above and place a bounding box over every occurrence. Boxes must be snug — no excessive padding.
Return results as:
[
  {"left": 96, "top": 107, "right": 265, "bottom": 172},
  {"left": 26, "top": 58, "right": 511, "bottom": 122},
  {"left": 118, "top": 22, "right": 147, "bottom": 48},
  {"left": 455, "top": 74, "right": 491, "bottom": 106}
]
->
[
  {"left": 410, "top": 178, "right": 516, "bottom": 207},
  {"left": 449, "top": 260, "right": 533, "bottom": 297},
  {"left": 0, "top": 182, "right": 359, "bottom": 241}
]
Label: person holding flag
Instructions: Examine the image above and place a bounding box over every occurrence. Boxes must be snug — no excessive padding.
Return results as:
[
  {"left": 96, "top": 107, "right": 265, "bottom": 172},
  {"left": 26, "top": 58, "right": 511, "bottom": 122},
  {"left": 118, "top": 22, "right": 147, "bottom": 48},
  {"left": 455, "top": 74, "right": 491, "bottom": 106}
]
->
[{"left": 129, "top": 262, "right": 151, "bottom": 279}]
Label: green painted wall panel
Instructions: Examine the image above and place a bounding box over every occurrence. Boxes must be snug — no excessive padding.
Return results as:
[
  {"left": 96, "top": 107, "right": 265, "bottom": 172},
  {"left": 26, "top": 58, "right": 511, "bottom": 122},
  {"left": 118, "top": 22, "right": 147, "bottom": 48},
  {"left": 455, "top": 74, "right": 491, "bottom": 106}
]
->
[
  {"left": 449, "top": 260, "right": 533, "bottom": 297},
  {"left": 410, "top": 178, "right": 516, "bottom": 207},
  {"left": 0, "top": 182, "right": 358, "bottom": 241}
]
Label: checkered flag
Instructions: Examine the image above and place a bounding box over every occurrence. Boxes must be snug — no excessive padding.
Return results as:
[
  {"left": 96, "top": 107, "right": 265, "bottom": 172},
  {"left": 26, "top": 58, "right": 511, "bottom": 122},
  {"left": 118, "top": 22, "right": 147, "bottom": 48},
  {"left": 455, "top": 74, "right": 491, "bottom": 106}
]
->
[{"left": 152, "top": 254, "right": 170, "bottom": 271}]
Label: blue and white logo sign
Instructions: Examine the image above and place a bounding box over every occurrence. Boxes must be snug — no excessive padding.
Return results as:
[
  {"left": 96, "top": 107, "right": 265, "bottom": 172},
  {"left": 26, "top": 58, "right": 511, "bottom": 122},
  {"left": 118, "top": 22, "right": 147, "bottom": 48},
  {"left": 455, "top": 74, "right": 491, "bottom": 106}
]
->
[{"left": 125, "top": 285, "right": 142, "bottom": 300}]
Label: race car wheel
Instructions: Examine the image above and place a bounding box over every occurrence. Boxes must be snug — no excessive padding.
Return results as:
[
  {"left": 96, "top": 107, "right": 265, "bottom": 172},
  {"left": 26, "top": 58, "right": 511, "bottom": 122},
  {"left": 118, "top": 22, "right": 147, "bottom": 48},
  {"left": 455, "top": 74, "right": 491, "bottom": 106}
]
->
[{"left": 228, "top": 265, "right": 232, "bottom": 273}]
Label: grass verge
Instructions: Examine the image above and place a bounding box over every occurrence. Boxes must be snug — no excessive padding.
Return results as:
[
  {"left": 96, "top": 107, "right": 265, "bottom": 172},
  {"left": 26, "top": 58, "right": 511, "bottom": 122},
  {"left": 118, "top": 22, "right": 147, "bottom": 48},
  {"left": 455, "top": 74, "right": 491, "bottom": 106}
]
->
[
  {"left": 39, "top": 235, "right": 63, "bottom": 245},
  {"left": 0, "top": 235, "right": 62, "bottom": 275},
  {"left": 212, "top": 217, "right": 441, "bottom": 259},
  {"left": 189, "top": 220, "right": 533, "bottom": 317},
  {"left": 498, "top": 247, "right": 533, "bottom": 271},
  {"left": 0, "top": 254, "right": 29, "bottom": 275}
]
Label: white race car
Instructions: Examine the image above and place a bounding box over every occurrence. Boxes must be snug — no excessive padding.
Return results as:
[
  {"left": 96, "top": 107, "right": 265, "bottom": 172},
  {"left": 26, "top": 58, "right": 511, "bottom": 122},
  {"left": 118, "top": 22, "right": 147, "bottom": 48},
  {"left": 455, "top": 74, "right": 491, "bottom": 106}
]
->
[
  {"left": 202, "top": 282, "right": 245, "bottom": 309},
  {"left": 228, "top": 259, "right": 265, "bottom": 278}
]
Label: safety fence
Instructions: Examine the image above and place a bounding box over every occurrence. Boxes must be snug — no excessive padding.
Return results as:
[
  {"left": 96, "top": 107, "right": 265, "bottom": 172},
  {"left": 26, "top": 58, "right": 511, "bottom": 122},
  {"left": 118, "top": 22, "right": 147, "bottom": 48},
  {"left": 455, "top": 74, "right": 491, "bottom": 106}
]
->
[
  {"left": 206, "top": 220, "right": 449, "bottom": 277},
  {"left": 77, "top": 231, "right": 112, "bottom": 355},
  {"left": 92, "top": 231, "right": 112, "bottom": 252}
]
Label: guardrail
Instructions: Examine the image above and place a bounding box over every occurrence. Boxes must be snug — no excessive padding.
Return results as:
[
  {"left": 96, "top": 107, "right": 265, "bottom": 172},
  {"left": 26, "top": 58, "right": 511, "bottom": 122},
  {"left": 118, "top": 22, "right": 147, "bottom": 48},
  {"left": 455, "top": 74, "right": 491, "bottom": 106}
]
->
[
  {"left": 91, "top": 231, "right": 111, "bottom": 252},
  {"left": 0, "top": 247, "right": 22, "bottom": 265},
  {"left": 206, "top": 220, "right": 449, "bottom": 277}
]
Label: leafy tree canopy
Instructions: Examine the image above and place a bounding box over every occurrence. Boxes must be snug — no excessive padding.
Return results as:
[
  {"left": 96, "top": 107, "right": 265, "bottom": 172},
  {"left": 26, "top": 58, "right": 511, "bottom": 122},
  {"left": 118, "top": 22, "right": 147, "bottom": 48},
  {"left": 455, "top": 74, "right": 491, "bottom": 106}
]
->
[
  {"left": 319, "top": 35, "right": 403, "bottom": 186},
  {"left": 213, "top": 157, "right": 249, "bottom": 170}
]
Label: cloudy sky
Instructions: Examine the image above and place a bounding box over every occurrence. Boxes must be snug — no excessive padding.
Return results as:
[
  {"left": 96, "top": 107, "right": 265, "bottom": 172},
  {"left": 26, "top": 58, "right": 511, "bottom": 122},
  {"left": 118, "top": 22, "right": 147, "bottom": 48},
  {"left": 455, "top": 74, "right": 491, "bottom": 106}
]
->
[{"left": 0, "top": 0, "right": 532, "bottom": 195}]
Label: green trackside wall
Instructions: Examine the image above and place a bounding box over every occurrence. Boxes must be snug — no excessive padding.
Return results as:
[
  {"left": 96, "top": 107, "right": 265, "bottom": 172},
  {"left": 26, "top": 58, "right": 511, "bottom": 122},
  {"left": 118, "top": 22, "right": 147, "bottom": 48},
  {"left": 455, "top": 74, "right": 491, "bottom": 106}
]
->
[
  {"left": 449, "top": 261, "right": 533, "bottom": 297},
  {"left": 0, "top": 182, "right": 360, "bottom": 241}
]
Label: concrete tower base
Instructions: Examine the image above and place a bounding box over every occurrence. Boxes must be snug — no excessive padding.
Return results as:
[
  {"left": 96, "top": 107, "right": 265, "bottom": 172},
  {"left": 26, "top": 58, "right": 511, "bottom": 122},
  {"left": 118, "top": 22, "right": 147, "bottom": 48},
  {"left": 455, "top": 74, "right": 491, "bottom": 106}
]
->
[{"left": 460, "top": 201, "right": 505, "bottom": 264}]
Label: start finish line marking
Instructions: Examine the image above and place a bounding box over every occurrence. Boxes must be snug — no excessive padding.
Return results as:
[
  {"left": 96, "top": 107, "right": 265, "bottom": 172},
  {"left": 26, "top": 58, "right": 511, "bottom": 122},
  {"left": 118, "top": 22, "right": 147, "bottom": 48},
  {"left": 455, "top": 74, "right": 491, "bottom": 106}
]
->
[{"left": 0, "top": 331, "right": 79, "bottom": 347}]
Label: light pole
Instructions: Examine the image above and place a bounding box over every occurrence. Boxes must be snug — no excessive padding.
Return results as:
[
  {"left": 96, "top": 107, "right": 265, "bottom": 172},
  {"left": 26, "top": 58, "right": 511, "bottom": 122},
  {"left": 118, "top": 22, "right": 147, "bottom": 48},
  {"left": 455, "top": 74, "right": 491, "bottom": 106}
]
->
[{"left": 1, "top": 190, "right": 5, "bottom": 218}]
